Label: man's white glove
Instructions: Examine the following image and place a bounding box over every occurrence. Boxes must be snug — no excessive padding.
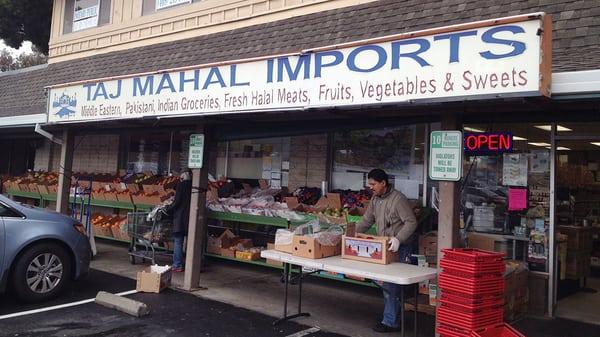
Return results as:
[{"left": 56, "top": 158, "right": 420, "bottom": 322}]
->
[{"left": 388, "top": 237, "right": 400, "bottom": 252}]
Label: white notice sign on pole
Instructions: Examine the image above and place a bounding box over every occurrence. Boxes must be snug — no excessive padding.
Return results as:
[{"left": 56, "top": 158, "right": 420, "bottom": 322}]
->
[
  {"left": 188, "top": 134, "right": 205, "bottom": 169},
  {"left": 429, "top": 131, "right": 462, "bottom": 181}
]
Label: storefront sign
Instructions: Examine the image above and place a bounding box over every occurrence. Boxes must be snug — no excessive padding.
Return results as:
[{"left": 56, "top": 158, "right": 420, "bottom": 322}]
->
[
  {"left": 464, "top": 132, "right": 513, "bottom": 155},
  {"left": 429, "top": 131, "right": 463, "bottom": 181},
  {"left": 188, "top": 134, "right": 204, "bottom": 168},
  {"left": 46, "top": 14, "right": 550, "bottom": 123}
]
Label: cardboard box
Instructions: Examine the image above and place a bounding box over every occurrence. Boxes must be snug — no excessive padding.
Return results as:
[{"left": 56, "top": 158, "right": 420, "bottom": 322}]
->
[
  {"left": 136, "top": 265, "right": 172, "bottom": 293},
  {"left": 345, "top": 274, "right": 366, "bottom": 282},
  {"left": 235, "top": 250, "right": 261, "bottom": 261},
  {"left": 292, "top": 235, "right": 341, "bottom": 259},
  {"left": 266, "top": 243, "right": 283, "bottom": 267},
  {"left": 419, "top": 231, "right": 438, "bottom": 263},
  {"left": 342, "top": 233, "right": 396, "bottom": 264},
  {"left": 467, "top": 232, "right": 509, "bottom": 255},
  {"left": 221, "top": 247, "right": 237, "bottom": 258},
  {"left": 207, "top": 229, "right": 236, "bottom": 255}
]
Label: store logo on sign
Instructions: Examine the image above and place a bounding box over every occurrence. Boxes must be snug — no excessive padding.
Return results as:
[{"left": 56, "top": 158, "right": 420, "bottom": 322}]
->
[
  {"left": 464, "top": 132, "right": 513, "bottom": 155},
  {"left": 52, "top": 92, "right": 77, "bottom": 118}
]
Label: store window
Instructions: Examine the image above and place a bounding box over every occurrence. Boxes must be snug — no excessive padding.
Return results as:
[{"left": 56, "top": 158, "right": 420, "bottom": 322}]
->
[
  {"left": 63, "top": 0, "right": 112, "bottom": 34},
  {"left": 215, "top": 138, "right": 291, "bottom": 189},
  {"left": 142, "top": 0, "right": 195, "bottom": 15},
  {"left": 461, "top": 123, "right": 551, "bottom": 272},
  {"left": 126, "top": 131, "right": 190, "bottom": 175},
  {"left": 332, "top": 125, "right": 425, "bottom": 201}
]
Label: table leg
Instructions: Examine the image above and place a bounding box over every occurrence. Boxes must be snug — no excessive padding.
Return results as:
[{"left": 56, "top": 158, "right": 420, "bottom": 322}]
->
[
  {"left": 273, "top": 263, "right": 311, "bottom": 326},
  {"left": 414, "top": 284, "right": 418, "bottom": 337},
  {"left": 401, "top": 285, "right": 405, "bottom": 337}
]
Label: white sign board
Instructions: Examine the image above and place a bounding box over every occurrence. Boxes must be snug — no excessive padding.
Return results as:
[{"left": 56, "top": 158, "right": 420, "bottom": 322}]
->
[
  {"left": 156, "top": 0, "right": 191, "bottom": 10},
  {"left": 429, "top": 131, "right": 462, "bottom": 181},
  {"left": 73, "top": 5, "right": 99, "bottom": 32},
  {"left": 188, "top": 134, "right": 204, "bottom": 169},
  {"left": 47, "top": 16, "right": 547, "bottom": 123}
]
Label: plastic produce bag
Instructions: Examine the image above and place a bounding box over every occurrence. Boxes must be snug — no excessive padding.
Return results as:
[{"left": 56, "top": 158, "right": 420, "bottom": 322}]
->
[
  {"left": 293, "top": 218, "right": 321, "bottom": 235},
  {"left": 314, "top": 225, "right": 344, "bottom": 246},
  {"left": 275, "top": 229, "right": 294, "bottom": 245}
]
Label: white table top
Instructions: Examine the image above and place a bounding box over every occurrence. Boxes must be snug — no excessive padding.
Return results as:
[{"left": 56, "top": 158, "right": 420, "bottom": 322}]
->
[{"left": 261, "top": 250, "right": 438, "bottom": 285}]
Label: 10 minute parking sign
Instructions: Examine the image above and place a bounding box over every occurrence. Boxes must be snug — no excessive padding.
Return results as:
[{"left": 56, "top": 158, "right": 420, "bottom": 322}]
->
[{"left": 429, "top": 131, "right": 463, "bottom": 181}]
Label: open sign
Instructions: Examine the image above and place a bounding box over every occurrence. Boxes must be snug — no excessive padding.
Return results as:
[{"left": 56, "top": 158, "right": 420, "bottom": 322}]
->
[{"left": 464, "top": 132, "right": 513, "bottom": 155}]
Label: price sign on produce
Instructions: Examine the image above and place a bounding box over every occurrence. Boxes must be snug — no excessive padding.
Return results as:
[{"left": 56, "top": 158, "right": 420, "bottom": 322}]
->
[
  {"left": 188, "top": 134, "right": 205, "bottom": 168},
  {"left": 429, "top": 131, "right": 462, "bottom": 181}
]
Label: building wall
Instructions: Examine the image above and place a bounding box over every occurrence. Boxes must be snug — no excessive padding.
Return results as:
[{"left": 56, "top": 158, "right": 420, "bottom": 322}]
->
[
  {"left": 49, "top": 0, "right": 377, "bottom": 63},
  {"left": 34, "top": 135, "right": 120, "bottom": 174},
  {"left": 288, "top": 134, "right": 327, "bottom": 191}
]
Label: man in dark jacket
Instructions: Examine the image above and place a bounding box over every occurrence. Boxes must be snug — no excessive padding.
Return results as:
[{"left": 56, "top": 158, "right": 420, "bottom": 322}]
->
[{"left": 164, "top": 170, "right": 192, "bottom": 272}]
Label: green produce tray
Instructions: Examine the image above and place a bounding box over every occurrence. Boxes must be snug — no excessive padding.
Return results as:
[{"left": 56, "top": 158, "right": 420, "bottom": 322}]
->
[{"left": 207, "top": 211, "right": 289, "bottom": 227}]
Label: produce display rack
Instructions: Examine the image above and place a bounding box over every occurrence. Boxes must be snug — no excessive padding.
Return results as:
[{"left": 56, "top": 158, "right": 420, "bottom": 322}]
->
[
  {"left": 6, "top": 189, "right": 154, "bottom": 244},
  {"left": 204, "top": 210, "right": 380, "bottom": 288},
  {"left": 6, "top": 189, "right": 426, "bottom": 293}
]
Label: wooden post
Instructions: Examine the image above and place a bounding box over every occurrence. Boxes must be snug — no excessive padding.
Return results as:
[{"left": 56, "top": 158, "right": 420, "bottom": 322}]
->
[
  {"left": 56, "top": 129, "right": 74, "bottom": 215},
  {"left": 183, "top": 127, "right": 211, "bottom": 291},
  {"left": 435, "top": 114, "right": 461, "bottom": 337}
]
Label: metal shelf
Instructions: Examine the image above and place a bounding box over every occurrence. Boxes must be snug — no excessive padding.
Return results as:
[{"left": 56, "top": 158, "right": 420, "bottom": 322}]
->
[
  {"left": 207, "top": 210, "right": 290, "bottom": 227},
  {"left": 6, "top": 189, "right": 156, "bottom": 211},
  {"left": 315, "top": 272, "right": 376, "bottom": 288},
  {"left": 8, "top": 190, "right": 42, "bottom": 199},
  {"left": 94, "top": 235, "right": 130, "bottom": 243},
  {"left": 204, "top": 252, "right": 283, "bottom": 269}
]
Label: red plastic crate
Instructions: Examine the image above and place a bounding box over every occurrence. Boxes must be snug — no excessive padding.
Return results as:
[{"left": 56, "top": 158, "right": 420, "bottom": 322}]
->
[
  {"left": 441, "top": 288, "right": 504, "bottom": 300},
  {"left": 442, "top": 292, "right": 504, "bottom": 307},
  {"left": 442, "top": 248, "right": 504, "bottom": 263},
  {"left": 439, "top": 274, "right": 504, "bottom": 294},
  {"left": 440, "top": 271, "right": 504, "bottom": 284},
  {"left": 470, "top": 323, "right": 525, "bottom": 337},
  {"left": 439, "top": 283, "right": 504, "bottom": 297},
  {"left": 440, "top": 298, "right": 503, "bottom": 313},
  {"left": 438, "top": 307, "right": 503, "bottom": 330},
  {"left": 437, "top": 324, "right": 471, "bottom": 337},
  {"left": 441, "top": 259, "right": 505, "bottom": 276}
]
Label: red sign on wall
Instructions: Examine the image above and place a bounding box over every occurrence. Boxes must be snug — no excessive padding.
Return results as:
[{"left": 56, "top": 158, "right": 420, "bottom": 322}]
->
[{"left": 464, "top": 132, "right": 513, "bottom": 155}]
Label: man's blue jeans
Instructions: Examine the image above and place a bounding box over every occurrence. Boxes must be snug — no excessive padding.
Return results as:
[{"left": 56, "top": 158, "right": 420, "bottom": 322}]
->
[
  {"left": 172, "top": 232, "right": 185, "bottom": 269},
  {"left": 381, "top": 243, "right": 415, "bottom": 328}
]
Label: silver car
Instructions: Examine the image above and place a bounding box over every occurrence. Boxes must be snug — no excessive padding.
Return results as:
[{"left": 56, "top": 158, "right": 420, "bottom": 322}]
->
[{"left": 0, "top": 194, "right": 91, "bottom": 302}]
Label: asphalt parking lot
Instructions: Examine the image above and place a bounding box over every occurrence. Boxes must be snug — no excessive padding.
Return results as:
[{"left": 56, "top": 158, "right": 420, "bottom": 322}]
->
[{"left": 0, "top": 269, "right": 346, "bottom": 337}]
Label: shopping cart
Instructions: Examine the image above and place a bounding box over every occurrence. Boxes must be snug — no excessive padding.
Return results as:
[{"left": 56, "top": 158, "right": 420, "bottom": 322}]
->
[{"left": 127, "top": 208, "right": 173, "bottom": 264}]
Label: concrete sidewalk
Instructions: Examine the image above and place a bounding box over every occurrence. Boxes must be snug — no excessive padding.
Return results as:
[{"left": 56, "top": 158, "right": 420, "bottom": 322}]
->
[
  {"left": 90, "top": 241, "right": 600, "bottom": 337},
  {"left": 91, "top": 241, "right": 434, "bottom": 337}
]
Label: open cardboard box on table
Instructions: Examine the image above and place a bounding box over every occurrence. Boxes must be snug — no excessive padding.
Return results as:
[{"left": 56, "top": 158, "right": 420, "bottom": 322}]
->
[
  {"left": 342, "top": 233, "right": 397, "bottom": 265},
  {"left": 136, "top": 265, "right": 172, "bottom": 293},
  {"left": 292, "top": 234, "right": 341, "bottom": 259}
]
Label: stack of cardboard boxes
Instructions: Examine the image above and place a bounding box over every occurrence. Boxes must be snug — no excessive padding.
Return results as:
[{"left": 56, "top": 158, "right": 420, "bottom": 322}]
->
[{"left": 504, "top": 260, "right": 529, "bottom": 321}]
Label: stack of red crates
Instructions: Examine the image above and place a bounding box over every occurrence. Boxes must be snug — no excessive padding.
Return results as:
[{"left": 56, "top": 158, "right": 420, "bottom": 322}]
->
[{"left": 437, "top": 248, "right": 506, "bottom": 337}]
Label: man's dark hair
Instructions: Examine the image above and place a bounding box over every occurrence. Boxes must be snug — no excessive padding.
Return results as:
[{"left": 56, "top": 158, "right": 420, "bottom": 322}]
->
[{"left": 367, "top": 169, "right": 388, "bottom": 185}]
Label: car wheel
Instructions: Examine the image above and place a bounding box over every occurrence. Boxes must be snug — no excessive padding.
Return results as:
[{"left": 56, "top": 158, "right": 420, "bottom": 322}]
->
[{"left": 11, "top": 243, "right": 72, "bottom": 302}]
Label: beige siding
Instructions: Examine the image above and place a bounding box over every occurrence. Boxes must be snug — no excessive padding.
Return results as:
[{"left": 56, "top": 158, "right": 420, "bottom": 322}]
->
[{"left": 48, "top": 0, "right": 378, "bottom": 63}]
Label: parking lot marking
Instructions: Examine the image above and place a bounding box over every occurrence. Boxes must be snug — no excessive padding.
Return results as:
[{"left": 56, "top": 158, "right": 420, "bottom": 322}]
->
[
  {"left": 285, "top": 327, "right": 321, "bottom": 337},
  {"left": 0, "top": 289, "right": 138, "bottom": 320}
]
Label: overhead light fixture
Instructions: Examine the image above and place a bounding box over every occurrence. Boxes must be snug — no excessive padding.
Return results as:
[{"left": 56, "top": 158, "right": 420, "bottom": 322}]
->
[
  {"left": 464, "top": 127, "right": 485, "bottom": 133},
  {"left": 534, "top": 125, "right": 572, "bottom": 132},
  {"left": 528, "top": 142, "right": 551, "bottom": 147},
  {"left": 591, "top": 142, "right": 600, "bottom": 147},
  {"left": 513, "top": 136, "right": 528, "bottom": 141},
  {"left": 547, "top": 146, "right": 571, "bottom": 151}
]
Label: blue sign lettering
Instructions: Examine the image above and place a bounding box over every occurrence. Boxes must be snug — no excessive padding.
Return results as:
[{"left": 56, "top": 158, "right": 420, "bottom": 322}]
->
[{"left": 480, "top": 25, "right": 526, "bottom": 59}]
